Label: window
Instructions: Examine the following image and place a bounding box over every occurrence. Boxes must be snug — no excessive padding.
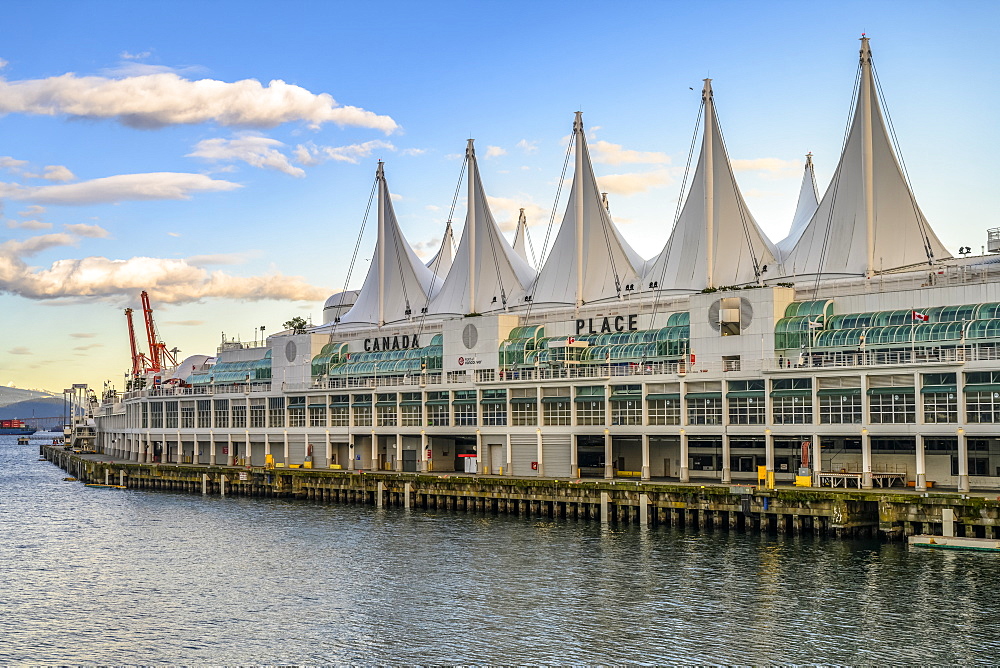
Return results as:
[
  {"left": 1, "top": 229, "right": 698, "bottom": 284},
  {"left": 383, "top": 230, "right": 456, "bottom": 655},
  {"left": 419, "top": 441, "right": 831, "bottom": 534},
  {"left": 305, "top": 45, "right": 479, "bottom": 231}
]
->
[
  {"left": 923, "top": 391, "right": 957, "bottom": 423},
  {"left": 180, "top": 401, "right": 195, "bottom": 428},
  {"left": 197, "top": 400, "right": 211, "bottom": 428},
  {"left": 577, "top": 400, "right": 605, "bottom": 425},
  {"left": 150, "top": 402, "right": 164, "bottom": 429},
  {"left": 729, "top": 396, "right": 764, "bottom": 425},
  {"left": 966, "top": 391, "right": 1000, "bottom": 424},
  {"left": 511, "top": 400, "right": 537, "bottom": 426},
  {"left": 214, "top": 399, "right": 229, "bottom": 428},
  {"left": 686, "top": 397, "right": 722, "bottom": 425},
  {"left": 425, "top": 392, "right": 449, "bottom": 426},
  {"left": 330, "top": 406, "right": 349, "bottom": 427},
  {"left": 250, "top": 399, "right": 266, "bottom": 428},
  {"left": 309, "top": 405, "right": 327, "bottom": 427},
  {"left": 869, "top": 391, "right": 915, "bottom": 424},
  {"left": 141, "top": 402, "right": 149, "bottom": 429},
  {"left": 543, "top": 399, "right": 571, "bottom": 426},
  {"left": 453, "top": 391, "right": 477, "bottom": 426},
  {"left": 611, "top": 398, "right": 641, "bottom": 426},
  {"left": 165, "top": 401, "right": 178, "bottom": 428},
  {"left": 647, "top": 397, "right": 680, "bottom": 425},
  {"left": 288, "top": 396, "right": 306, "bottom": 427},
  {"left": 481, "top": 389, "right": 506, "bottom": 426},
  {"left": 376, "top": 393, "right": 397, "bottom": 427},
  {"left": 819, "top": 394, "right": 862, "bottom": 424},
  {"left": 772, "top": 396, "right": 812, "bottom": 424},
  {"left": 268, "top": 397, "right": 285, "bottom": 428},
  {"left": 231, "top": 403, "right": 246, "bottom": 428}
]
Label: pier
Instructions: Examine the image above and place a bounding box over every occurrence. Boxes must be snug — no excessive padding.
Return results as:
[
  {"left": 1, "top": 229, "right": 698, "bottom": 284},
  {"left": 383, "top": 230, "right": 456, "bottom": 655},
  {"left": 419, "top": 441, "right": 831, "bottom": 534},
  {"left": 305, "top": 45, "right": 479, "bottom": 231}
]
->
[{"left": 43, "top": 443, "right": 1000, "bottom": 540}]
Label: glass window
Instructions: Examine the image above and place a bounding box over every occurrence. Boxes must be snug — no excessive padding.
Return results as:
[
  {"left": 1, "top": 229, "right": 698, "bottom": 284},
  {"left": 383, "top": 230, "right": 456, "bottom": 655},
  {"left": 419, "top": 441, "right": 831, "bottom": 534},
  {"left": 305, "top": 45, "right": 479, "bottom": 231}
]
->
[
  {"left": 729, "top": 396, "right": 765, "bottom": 425},
  {"left": 400, "top": 404, "right": 422, "bottom": 427},
  {"left": 687, "top": 397, "right": 722, "bottom": 425},
  {"left": 268, "top": 397, "right": 285, "bottom": 428},
  {"left": 165, "top": 401, "right": 178, "bottom": 428},
  {"left": 773, "top": 396, "right": 812, "bottom": 425},
  {"left": 543, "top": 400, "right": 571, "bottom": 426},
  {"left": 214, "top": 399, "right": 229, "bottom": 428},
  {"left": 577, "top": 399, "right": 605, "bottom": 426},
  {"left": 869, "top": 392, "right": 915, "bottom": 424},
  {"left": 647, "top": 398, "right": 680, "bottom": 425},
  {"left": 819, "top": 394, "right": 862, "bottom": 424},
  {"left": 966, "top": 391, "right": 1000, "bottom": 424},
  {"left": 232, "top": 404, "right": 247, "bottom": 428},
  {"left": 180, "top": 401, "right": 195, "bottom": 428},
  {"left": 511, "top": 401, "right": 537, "bottom": 426},
  {"left": 330, "top": 406, "right": 349, "bottom": 427},
  {"left": 611, "top": 398, "right": 641, "bottom": 426},
  {"left": 150, "top": 402, "right": 164, "bottom": 429}
]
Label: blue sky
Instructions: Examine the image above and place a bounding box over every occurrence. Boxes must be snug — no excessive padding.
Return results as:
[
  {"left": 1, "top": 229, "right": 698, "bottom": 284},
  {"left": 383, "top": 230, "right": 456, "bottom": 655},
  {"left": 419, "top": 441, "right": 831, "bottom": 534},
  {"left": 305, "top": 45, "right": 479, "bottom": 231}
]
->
[{"left": 2, "top": 0, "right": 998, "bottom": 392}]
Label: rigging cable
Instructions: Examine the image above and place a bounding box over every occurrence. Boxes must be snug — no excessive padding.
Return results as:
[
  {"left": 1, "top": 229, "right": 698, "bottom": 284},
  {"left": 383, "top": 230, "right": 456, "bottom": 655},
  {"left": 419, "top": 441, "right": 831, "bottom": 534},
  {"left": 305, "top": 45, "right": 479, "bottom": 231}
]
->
[{"left": 329, "top": 176, "right": 378, "bottom": 339}]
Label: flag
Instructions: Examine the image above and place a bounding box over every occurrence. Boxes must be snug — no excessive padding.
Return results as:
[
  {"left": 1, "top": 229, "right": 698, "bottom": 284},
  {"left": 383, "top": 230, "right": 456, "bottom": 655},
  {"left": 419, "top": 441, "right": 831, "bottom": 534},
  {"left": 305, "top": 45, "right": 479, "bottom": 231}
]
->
[
  {"left": 912, "top": 311, "right": 929, "bottom": 322},
  {"left": 807, "top": 320, "right": 823, "bottom": 329}
]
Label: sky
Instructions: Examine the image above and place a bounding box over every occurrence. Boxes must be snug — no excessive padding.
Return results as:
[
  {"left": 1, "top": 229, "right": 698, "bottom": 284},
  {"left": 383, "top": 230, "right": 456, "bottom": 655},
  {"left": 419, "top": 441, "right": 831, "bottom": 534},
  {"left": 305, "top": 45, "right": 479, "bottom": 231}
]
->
[{"left": 1, "top": 0, "right": 998, "bottom": 394}]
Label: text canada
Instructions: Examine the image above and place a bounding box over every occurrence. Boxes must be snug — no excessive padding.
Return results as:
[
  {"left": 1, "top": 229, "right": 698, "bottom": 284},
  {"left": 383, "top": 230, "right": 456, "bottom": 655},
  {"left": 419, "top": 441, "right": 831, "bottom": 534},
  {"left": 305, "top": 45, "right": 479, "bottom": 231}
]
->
[
  {"left": 364, "top": 334, "right": 420, "bottom": 352},
  {"left": 576, "top": 314, "right": 639, "bottom": 335}
]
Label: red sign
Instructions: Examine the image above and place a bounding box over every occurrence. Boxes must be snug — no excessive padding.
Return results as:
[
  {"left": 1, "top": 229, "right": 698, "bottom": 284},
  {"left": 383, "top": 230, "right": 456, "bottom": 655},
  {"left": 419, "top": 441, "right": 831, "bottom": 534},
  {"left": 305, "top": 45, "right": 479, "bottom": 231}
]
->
[
  {"left": 458, "top": 356, "right": 464, "bottom": 366},
  {"left": 426, "top": 449, "right": 432, "bottom": 459},
  {"left": 531, "top": 461, "right": 538, "bottom": 470},
  {"left": 690, "top": 353, "right": 696, "bottom": 365}
]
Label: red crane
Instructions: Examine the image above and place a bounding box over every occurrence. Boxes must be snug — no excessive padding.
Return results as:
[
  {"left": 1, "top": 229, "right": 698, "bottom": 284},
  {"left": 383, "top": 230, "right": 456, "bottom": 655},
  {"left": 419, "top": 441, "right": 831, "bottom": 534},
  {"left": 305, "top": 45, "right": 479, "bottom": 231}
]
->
[
  {"left": 140, "top": 290, "right": 177, "bottom": 373},
  {"left": 124, "top": 307, "right": 150, "bottom": 376}
]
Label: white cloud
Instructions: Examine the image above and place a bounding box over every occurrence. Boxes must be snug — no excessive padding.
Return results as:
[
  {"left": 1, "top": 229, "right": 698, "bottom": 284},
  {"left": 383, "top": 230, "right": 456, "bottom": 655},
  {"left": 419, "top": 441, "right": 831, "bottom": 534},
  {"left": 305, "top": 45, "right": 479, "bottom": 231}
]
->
[
  {"left": 425, "top": 204, "right": 441, "bottom": 212},
  {"left": 591, "top": 140, "right": 670, "bottom": 165},
  {"left": 484, "top": 145, "right": 506, "bottom": 159},
  {"left": 1, "top": 233, "right": 77, "bottom": 256},
  {"left": 401, "top": 148, "right": 426, "bottom": 157},
  {"left": 293, "top": 139, "right": 395, "bottom": 166},
  {"left": 0, "top": 156, "right": 28, "bottom": 173},
  {"left": 731, "top": 158, "right": 800, "bottom": 179},
  {"left": 72, "top": 343, "right": 103, "bottom": 351},
  {"left": 486, "top": 196, "right": 549, "bottom": 233},
  {"left": 412, "top": 237, "right": 441, "bottom": 259},
  {"left": 0, "top": 72, "right": 398, "bottom": 132},
  {"left": 188, "top": 134, "right": 305, "bottom": 177},
  {"left": 42, "top": 165, "right": 75, "bottom": 182},
  {"left": 0, "top": 250, "right": 328, "bottom": 303},
  {"left": 390, "top": 193, "right": 403, "bottom": 201},
  {"left": 69, "top": 332, "right": 96, "bottom": 338},
  {"left": 18, "top": 205, "right": 45, "bottom": 217},
  {"left": 0, "top": 172, "right": 241, "bottom": 205},
  {"left": 8, "top": 346, "right": 31, "bottom": 355},
  {"left": 120, "top": 51, "right": 152, "bottom": 60},
  {"left": 516, "top": 139, "right": 538, "bottom": 154},
  {"left": 596, "top": 169, "right": 672, "bottom": 196},
  {"left": 0, "top": 59, "right": 7, "bottom": 70},
  {"left": 64, "top": 223, "right": 110, "bottom": 238},
  {"left": 6, "top": 219, "right": 52, "bottom": 230},
  {"left": 167, "top": 232, "right": 181, "bottom": 237},
  {"left": 186, "top": 252, "right": 255, "bottom": 267}
]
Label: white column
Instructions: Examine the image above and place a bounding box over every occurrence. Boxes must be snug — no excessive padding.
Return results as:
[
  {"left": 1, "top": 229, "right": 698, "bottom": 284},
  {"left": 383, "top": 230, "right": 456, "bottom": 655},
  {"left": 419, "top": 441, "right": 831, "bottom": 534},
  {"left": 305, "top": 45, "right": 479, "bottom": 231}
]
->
[
  {"left": 325, "top": 430, "right": 333, "bottom": 468},
  {"left": 641, "top": 434, "right": 650, "bottom": 481},
  {"left": 536, "top": 428, "right": 544, "bottom": 477},
  {"left": 915, "top": 433, "right": 927, "bottom": 490},
  {"left": 283, "top": 430, "right": 290, "bottom": 465},
  {"left": 570, "top": 435, "right": 579, "bottom": 478},
  {"left": 861, "top": 428, "right": 873, "bottom": 489},
  {"left": 764, "top": 428, "right": 774, "bottom": 474},
  {"left": 209, "top": 430, "right": 217, "bottom": 465},
  {"left": 263, "top": 433, "right": 271, "bottom": 466},
  {"left": 679, "top": 429, "right": 689, "bottom": 482},
  {"left": 957, "top": 428, "right": 970, "bottom": 492},
  {"left": 396, "top": 433, "right": 404, "bottom": 472},
  {"left": 418, "top": 431, "right": 427, "bottom": 473},
  {"left": 371, "top": 430, "right": 377, "bottom": 471},
  {"left": 812, "top": 434, "right": 823, "bottom": 487},
  {"left": 349, "top": 434, "right": 357, "bottom": 471},
  {"left": 505, "top": 432, "right": 512, "bottom": 476},
  {"left": 474, "top": 429, "right": 482, "bottom": 474},
  {"left": 721, "top": 433, "right": 731, "bottom": 484},
  {"left": 603, "top": 428, "right": 613, "bottom": 479},
  {"left": 193, "top": 437, "right": 200, "bottom": 465}
]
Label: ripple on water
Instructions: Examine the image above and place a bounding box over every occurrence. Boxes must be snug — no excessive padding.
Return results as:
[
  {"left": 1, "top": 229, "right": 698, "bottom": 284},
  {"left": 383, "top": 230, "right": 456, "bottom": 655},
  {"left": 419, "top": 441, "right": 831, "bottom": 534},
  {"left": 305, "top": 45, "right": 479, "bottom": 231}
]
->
[{"left": 3, "top": 438, "right": 1000, "bottom": 664}]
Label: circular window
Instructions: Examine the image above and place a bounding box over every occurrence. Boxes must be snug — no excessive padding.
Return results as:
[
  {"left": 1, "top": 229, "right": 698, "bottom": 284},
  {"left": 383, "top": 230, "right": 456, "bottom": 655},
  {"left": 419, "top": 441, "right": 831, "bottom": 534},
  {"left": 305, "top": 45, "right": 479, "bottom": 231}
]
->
[
  {"left": 462, "top": 323, "right": 479, "bottom": 349},
  {"left": 285, "top": 340, "right": 297, "bottom": 363}
]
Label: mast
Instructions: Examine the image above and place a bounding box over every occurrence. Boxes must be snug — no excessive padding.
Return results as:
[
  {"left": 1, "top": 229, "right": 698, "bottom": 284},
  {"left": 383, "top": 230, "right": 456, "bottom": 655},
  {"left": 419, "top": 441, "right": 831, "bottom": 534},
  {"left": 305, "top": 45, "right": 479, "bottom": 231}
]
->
[
  {"left": 376, "top": 161, "right": 386, "bottom": 326},
  {"left": 574, "top": 111, "right": 585, "bottom": 308},
  {"left": 703, "top": 79, "right": 715, "bottom": 289},
  {"left": 860, "top": 35, "right": 875, "bottom": 277},
  {"left": 466, "top": 139, "right": 476, "bottom": 314}
]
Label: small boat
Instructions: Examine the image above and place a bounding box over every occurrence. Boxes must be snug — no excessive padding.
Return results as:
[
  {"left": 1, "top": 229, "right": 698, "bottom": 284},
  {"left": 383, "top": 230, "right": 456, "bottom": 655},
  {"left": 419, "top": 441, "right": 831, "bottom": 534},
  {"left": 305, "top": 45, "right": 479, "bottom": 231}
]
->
[
  {"left": 84, "top": 483, "right": 127, "bottom": 489},
  {"left": 908, "top": 535, "right": 1000, "bottom": 552},
  {"left": 63, "top": 477, "right": 77, "bottom": 482}
]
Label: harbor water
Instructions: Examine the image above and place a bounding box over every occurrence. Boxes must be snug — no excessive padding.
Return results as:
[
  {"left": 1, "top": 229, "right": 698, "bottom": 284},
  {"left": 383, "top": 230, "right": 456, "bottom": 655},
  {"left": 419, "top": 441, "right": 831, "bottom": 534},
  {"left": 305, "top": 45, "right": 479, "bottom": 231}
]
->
[{"left": 3, "top": 435, "right": 999, "bottom": 665}]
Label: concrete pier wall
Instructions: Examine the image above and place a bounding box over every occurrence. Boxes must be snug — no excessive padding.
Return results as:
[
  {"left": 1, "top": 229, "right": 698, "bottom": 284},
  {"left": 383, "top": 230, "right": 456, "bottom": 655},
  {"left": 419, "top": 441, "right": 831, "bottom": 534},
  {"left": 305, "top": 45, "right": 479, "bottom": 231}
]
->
[{"left": 43, "top": 444, "right": 1000, "bottom": 540}]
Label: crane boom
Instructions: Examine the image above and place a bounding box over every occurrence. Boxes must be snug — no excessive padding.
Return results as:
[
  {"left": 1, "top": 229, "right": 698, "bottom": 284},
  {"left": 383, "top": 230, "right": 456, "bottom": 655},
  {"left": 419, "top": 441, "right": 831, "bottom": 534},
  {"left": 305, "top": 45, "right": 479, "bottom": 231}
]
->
[
  {"left": 140, "top": 290, "right": 177, "bottom": 372},
  {"left": 124, "top": 308, "right": 149, "bottom": 376}
]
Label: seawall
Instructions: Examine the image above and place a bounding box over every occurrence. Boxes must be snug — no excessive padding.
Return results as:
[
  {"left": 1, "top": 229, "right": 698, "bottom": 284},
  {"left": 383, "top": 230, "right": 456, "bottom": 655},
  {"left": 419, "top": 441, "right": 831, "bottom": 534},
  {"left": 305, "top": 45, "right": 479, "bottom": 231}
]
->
[{"left": 43, "top": 444, "right": 1000, "bottom": 540}]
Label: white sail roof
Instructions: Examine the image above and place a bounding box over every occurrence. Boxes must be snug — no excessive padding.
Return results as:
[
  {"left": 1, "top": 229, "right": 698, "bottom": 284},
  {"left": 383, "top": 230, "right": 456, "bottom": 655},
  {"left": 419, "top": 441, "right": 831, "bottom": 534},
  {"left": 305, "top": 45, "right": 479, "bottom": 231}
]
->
[
  {"left": 340, "top": 163, "right": 439, "bottom": 325},
  {"left": 425, "top": 220, "right": 454, "bottom": 277},
  {"left": 644, "top": 80, "right": 778, "bottom": 293},
  {"left": 776, "top": 153, "right": 819, "bottom": 259},
  {"left": 512, "top": 208, "right": 531, "bottom": 265},
  {"left": 530, "top": 112, "right": 646, "bottom": 307},
  {"left": 429, "top": 140, "right": 534, "bottom": 315},
  {"left": 781, "top": 38, "right": 950, "bottom": 277}
]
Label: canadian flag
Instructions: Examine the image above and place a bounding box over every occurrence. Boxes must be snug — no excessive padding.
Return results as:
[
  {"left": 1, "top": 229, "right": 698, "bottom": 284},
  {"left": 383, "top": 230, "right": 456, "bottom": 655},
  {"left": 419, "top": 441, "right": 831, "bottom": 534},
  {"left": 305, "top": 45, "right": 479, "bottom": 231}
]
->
[{"left": 912, "top": 311, "right": 929, "bottom": 322}]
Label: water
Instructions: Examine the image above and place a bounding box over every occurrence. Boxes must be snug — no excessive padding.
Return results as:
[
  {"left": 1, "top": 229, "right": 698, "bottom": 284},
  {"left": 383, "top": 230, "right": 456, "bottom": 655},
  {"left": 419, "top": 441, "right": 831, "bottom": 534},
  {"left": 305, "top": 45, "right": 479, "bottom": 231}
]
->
[{"left": 3, "top": 435, "right": 999, "bottom": 665}]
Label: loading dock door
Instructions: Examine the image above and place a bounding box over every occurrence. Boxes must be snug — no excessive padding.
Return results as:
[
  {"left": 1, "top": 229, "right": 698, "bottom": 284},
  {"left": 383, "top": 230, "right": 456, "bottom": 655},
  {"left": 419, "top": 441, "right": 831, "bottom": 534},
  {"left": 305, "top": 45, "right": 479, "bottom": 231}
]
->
[{"left": 402, "top": 449, "right": 417, "bottom": 472}]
